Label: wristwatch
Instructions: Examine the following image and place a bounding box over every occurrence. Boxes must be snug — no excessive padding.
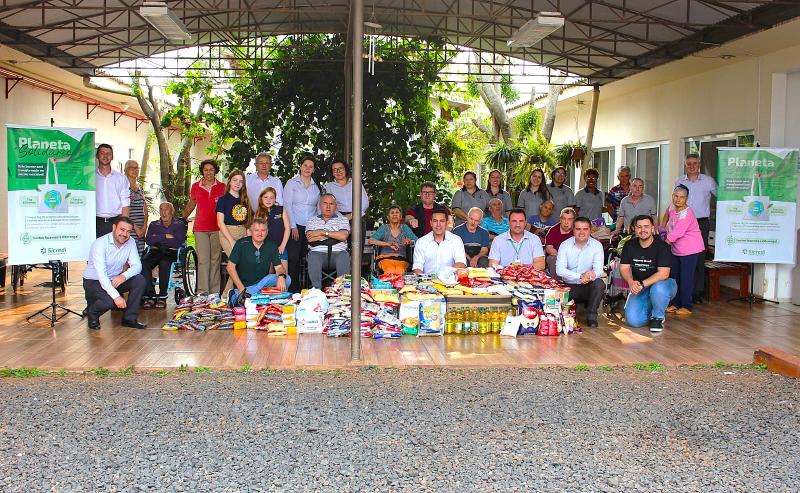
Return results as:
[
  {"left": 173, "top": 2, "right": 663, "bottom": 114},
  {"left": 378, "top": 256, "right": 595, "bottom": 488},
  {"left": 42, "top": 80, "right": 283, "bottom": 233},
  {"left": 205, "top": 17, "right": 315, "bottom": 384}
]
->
[
  {"left": 325, "top": 231, "right": 329, "bottom": 237},
  {"left": 278, "top": 273, "right": 286, "bottom": 279}
]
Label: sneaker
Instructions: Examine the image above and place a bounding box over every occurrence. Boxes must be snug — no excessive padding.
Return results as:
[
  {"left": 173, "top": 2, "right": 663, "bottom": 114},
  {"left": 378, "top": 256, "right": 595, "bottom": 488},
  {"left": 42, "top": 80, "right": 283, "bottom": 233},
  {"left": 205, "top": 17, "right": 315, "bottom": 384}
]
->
[
  {"left": 648, "top": 319, "right": 664, "bottom": 332},
  {"left": 666, "top": 305, "right": 678, "bottom": 313},
  {"left": 676, "top": 307, "right": 693, "bottom": 316}
]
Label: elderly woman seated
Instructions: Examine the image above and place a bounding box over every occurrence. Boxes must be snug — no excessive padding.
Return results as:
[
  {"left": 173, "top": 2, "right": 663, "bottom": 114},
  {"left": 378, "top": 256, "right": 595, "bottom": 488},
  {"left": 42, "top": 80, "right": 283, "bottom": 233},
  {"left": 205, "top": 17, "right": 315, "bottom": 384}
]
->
[{"left": 369, "top": 205, "right": 418, "bottom": 275}]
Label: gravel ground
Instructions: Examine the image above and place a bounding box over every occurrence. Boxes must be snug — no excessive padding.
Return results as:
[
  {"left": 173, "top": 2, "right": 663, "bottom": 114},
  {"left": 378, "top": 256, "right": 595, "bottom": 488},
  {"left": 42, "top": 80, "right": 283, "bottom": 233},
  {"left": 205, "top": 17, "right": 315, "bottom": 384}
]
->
[{"left": 0, "top": 367, "right": 798, "bottom": 493}]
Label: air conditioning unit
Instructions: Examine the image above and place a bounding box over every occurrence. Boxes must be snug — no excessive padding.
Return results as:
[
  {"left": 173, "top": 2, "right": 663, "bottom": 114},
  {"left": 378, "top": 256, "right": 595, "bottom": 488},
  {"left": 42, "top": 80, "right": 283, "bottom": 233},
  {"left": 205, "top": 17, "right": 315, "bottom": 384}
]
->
[
  {"left": 139, "top": 1, "right": 191, "bottom": 41},
  {"left": 507, "top": 12, "right": 564, "bottom": 48}
]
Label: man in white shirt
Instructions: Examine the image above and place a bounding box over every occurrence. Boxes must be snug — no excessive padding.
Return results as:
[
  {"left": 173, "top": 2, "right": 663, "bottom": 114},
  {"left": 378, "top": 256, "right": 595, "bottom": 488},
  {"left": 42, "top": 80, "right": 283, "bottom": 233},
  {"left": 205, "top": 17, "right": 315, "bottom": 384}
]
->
[
  {"left": 82, "top": 217, "right": 146, "bottom": 330},
  {"left": 246, "top": 152, "right": 284, "bottom": 206},
  {"left": 95, "top": 144, "right": 130, "bottom": 237},
  {"left": 556, "top": 216, "right": 605, "bottom": 327},
  {"left": 488, "top": 208, "right": 545, "bottom": 270},
  {"left": 305, "top": 193, "right": 351, "bottom": 289},
  {"left": 674, "top": 153, "right": 717, "bottom": 304},
  {"left": 413, "top": 208, "right": 467, "bottom": 275}
]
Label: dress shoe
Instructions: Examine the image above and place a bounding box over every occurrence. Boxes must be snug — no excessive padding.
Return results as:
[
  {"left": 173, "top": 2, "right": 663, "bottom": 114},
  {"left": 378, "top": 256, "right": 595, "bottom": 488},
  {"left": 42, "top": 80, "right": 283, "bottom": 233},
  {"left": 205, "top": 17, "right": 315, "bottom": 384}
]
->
[
  {"left": 692, "top": 296, "right": 704, "bottom": 306},
  {"left": 587, "top": 319, "right": 599, "bottom": 328},
  {"left": 121, "top": 319, "right": 147, "bottom": 329},
  {"left": 87, "top": 316, "right": 101, "bottom": 330}
]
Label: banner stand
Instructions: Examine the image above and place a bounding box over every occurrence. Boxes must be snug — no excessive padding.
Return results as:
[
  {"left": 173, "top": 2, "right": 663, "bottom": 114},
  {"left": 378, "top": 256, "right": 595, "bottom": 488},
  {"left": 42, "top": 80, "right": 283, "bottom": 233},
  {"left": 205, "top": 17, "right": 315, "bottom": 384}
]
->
[
  {"left": 25, "top": 261, "right": 83, "bottom": 327},
  {"left": 727, "top": 264, "right": 779, "bottom": 306}
]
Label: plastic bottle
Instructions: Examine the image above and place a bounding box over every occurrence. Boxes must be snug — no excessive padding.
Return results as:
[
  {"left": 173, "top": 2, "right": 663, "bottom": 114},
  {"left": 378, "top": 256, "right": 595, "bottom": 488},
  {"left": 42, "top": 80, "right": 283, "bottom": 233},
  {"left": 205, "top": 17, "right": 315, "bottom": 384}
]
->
[
  {"left": 452, "top": 308, "right": 462, "bottom": 335},
  {"left": 470, "top": 307, "right": 479, "bottom": 334},
  {"left": 446, "top": 310, "right": 455, "bottom": 334},
  {"left": 491, "top": 307, "right": 501, "bottom": 333}
]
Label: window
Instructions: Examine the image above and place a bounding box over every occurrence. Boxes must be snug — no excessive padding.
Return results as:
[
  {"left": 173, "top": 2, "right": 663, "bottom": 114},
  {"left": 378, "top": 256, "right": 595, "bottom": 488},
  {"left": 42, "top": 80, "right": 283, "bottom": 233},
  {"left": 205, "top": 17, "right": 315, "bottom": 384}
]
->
[
  {"left": 625, "top": 142, "right": 669, "bottom": 214},
  {"left": 591, "top": 148, "right": 615, "bottom": 192},
  {"left": 681, "top": 131, "right": 754, "bottom": 229}
]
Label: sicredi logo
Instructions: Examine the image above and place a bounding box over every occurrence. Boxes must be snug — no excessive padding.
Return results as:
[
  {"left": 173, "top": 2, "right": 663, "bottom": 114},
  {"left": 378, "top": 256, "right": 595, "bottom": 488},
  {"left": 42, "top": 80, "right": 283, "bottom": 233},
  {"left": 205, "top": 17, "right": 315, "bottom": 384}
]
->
[
  {"left": 17, "top": 137, "right": 72, "bottom": 151},
  {"left": 42, "top": 247, "right": 67, "bottom": 255}
]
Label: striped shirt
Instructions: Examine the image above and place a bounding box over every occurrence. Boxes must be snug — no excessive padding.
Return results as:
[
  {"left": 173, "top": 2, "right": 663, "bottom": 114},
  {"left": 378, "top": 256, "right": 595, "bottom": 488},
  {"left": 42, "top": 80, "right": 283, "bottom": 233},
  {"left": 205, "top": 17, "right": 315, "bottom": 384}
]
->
[{"left": 128, "top": 185, "right": 147, "bottom": 255}]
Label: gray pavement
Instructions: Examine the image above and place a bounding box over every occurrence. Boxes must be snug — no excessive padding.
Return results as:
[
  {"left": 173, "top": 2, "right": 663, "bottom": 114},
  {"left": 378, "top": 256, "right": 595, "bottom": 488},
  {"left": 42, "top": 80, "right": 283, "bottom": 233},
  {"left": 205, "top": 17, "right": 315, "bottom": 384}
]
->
[{"left": 0, "top": 367, "right": 798, "bottom": 492}]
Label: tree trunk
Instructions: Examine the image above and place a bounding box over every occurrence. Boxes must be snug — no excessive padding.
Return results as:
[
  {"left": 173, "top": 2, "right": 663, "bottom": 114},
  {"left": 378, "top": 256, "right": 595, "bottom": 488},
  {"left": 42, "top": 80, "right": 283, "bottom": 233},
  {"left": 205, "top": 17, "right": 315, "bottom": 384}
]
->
[
  {"left": 542, "top": 75, "right": 566, "bottom": 143},
  {"left": 132, "top": 73, "right": 173, "bottom": 203},
  {"left": 140, "top": 128, "right": 153, "bottom": 182},
  {"left": 477, "top": 81, "right": 515, "bottom": 143}
]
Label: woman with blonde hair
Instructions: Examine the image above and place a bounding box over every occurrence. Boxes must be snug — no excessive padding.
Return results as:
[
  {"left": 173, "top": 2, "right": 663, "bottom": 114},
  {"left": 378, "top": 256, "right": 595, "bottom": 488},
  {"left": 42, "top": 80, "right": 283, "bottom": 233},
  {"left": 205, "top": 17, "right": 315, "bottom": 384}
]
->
[
  {"left": 216, "top": 169, "right": 252, "bottom": 257},
  {"left": 254, "top": 186, "right": 290, "bottom": 275}
]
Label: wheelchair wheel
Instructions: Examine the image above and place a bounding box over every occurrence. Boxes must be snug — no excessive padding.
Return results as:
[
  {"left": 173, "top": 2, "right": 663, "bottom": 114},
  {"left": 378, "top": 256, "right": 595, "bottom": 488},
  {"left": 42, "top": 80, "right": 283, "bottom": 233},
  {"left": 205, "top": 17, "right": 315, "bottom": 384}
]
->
[{"left": 182, "top": 246, "right": 198, "bottom": 296}]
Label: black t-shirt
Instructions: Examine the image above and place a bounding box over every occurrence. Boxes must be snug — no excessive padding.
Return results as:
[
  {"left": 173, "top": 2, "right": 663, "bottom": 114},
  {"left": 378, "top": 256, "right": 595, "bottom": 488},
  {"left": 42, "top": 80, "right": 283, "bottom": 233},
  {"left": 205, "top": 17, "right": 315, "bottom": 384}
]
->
[{"left": 620, "top": 237, "right": 673, "bottom": 283}]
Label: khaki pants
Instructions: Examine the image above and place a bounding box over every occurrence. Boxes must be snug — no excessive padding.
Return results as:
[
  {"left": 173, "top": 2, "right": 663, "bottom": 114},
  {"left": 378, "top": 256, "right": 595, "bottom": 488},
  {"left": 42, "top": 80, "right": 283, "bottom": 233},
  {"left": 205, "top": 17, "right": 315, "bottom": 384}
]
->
[
  {"left": 194, "top": 231, "right": 221, "bottom": 294},
  {"left": 220, "top": 225, "right": 248, "bottom": 291}
]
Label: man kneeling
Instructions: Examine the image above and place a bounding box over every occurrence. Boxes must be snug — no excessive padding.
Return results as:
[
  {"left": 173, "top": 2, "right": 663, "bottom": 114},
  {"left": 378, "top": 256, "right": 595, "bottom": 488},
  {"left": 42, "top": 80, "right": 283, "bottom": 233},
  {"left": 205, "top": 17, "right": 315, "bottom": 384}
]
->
[
  {"left": 226, "top": 217, "right": 290, "bottom": 305},
  {"left": 83, "top": 217, "right": 147, "bottom": 330},
  {"left": 619, "top": 215, "right": 676, "bottom": 332}
]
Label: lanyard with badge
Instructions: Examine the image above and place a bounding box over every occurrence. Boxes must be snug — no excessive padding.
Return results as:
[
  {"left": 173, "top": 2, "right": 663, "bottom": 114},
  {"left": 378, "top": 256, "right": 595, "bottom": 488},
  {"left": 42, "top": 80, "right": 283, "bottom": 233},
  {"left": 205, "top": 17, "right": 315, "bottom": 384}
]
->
[{"left": 508, "top": 237, "right": 525, "bottom": 264}]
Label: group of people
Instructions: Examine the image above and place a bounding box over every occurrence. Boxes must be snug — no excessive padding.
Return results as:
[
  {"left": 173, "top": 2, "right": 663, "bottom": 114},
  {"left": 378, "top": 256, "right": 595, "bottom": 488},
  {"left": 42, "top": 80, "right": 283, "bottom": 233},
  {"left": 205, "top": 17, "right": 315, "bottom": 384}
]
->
[
  {"left": 82, "top": 142, "right": 716, "bottom": 333},
  {"left": 82, "top": 148, "right": 363, "bottom": 328}
]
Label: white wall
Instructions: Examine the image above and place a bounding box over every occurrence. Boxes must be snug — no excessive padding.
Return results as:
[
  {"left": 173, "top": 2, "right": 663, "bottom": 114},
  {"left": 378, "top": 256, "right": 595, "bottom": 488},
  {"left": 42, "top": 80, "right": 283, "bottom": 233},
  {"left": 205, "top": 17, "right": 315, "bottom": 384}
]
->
[
  {"left": 1, "top": 50, "right": 214, "bottom": 253},
  {"left": 547, "top": 20, "right": 800, "bottom": 300}
]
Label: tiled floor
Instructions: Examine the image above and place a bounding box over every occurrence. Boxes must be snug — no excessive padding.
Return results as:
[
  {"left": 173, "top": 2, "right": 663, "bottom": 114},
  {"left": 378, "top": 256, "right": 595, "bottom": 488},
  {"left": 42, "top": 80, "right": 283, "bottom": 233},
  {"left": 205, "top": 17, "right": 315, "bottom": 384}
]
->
[{"left": 1, "top": 266, "right": 798, "bottom": 370}]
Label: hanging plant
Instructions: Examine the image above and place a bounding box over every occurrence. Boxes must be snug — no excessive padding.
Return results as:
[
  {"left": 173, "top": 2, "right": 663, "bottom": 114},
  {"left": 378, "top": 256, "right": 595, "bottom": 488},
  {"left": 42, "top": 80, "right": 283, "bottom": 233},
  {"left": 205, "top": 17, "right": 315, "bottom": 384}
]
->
[{"left": 485, "top": 142, "right": 523, "bottom": 178}]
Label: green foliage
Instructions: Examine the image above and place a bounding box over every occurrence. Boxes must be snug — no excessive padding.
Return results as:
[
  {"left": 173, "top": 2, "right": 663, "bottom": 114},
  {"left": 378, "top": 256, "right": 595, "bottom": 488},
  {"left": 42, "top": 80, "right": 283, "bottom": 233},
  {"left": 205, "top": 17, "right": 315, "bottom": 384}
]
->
[
  {"left": 596, "top": 365, "right": 615, "bottom": 372},
  {"left": 439, "top": 117, "right": 488, "bottom": 188},
  {"left": 711, "top": 361, "right": 767, "bottom": 370},
  {"left": 0, "top": 367, "right": 50, "bottom": 378},
  {"left": 156, "top": 369, "right": 171, "bottom": 378},
  {"left": 514, "top": 107, "right": 543, "bottom": 140},
  {"left": 84, "top": 367, "right": 111, "bottom": 377},
  {"left": 632, "top": 362, "right": 666, "bottom": 372},
  {"left": 506, "top": 137, "right": 556, "bottom": 191},
  {"left": 553, "top": 140, "right": 587, "bottom": 168},
  {"left": 499, "top": 74, "right": 519, "bottom": 104},
  {"left": 209, "top": 35, "right": 451, "bottom": 223},
  {"left": 238, "top": 363, "right": 253, "bottom": 373},
  {"left": 194, "top": 366, "right": 212, "bottom": 374},
  {"left": 115, "top": 365, "right": 136, "bottom": 376},
  {"left": 485, "top": 142, "right": 522, "bottom": 179},
  {"left": 574, "top": 364, "right": 590, "bottom": 372},
  {"left": 178, "top": 364, "right": 189, "bottom": 373}
]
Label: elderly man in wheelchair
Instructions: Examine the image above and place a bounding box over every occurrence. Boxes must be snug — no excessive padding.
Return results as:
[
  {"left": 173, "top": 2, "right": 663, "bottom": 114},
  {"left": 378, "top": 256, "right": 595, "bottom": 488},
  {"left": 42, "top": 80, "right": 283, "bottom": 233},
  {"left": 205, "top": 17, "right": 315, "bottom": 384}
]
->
[{"left": 141, "top": 202, "right": 189, "bottom": 309}]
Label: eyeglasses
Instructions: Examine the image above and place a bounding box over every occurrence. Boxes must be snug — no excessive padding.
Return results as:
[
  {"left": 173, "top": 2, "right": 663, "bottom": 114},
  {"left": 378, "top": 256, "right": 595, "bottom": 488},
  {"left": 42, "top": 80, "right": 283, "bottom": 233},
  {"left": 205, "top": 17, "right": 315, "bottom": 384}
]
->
[
  {"left": 332, "top": 167, "right": 345, "bottom": 172},
  {"left": 421, "top": 191, "right": 435, "bottom": 195},
  {"left": 554, "top": 172, "right": 566, "bottom": 177},
  {"left": 254, "top": 250, "right": 261, "bottom": 264}
]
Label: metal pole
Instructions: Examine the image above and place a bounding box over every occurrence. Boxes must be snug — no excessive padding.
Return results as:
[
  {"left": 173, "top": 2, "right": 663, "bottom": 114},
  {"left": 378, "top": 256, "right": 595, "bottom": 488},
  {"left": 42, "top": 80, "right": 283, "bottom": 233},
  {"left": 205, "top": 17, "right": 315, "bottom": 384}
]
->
[
  {"left": 582, "top": 84, "right": 600, "bottom": 169},
  {"left": 350, "top": 0, "right": 363, "bottom": 361}
]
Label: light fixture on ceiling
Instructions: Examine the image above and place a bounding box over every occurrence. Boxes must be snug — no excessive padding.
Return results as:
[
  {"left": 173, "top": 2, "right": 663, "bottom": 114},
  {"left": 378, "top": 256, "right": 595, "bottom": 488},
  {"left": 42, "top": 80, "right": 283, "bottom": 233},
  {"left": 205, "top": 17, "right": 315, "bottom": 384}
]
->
[
  {"left": 507, "top": 12, "right": 564, "bottom": 48},
  {"left": 139, "top": 1, "right": 191, "bottom": 41}
]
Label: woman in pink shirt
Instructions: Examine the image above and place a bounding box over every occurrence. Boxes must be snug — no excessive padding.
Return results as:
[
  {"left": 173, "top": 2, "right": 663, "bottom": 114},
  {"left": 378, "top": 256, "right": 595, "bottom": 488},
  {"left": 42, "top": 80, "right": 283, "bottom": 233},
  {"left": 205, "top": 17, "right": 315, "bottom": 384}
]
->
[{"left": 665, "top": 184, "right": 705, "bottom": 315}]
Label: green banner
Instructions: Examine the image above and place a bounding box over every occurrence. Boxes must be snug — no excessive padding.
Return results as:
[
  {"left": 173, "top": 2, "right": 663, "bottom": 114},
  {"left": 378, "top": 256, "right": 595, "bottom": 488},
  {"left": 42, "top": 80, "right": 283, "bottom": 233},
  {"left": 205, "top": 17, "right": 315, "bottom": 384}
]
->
[
  {"left": 6, "top": 125, "right": 96, "bottom": 264},
  {"left": 715, "top": 147, "right": 798, "bottom": 264}
]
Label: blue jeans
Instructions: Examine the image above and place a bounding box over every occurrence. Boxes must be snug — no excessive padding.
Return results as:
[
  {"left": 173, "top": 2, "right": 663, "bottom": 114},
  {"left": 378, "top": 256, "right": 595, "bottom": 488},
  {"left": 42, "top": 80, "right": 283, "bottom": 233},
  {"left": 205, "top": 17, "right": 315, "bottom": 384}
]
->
[
  {"left": 230, "top": 274, "right": 292, "bottom": 304},
  {"left": 625, "top": 278, "right": 678, "bottom": 328}
]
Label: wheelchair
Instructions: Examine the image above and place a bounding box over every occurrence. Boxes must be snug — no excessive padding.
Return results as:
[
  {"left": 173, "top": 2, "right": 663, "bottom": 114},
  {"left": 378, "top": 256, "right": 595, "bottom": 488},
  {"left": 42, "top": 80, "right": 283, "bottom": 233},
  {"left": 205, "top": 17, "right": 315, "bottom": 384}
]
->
[
  {"left": 368, "top": 243, "right": 414, "bottom": 279},
  {"left": 10, "top": 262, "right": 68, "bottom": 293},
  {"left": 141, "top": 243, "right": 199, "bottom": 305}
]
